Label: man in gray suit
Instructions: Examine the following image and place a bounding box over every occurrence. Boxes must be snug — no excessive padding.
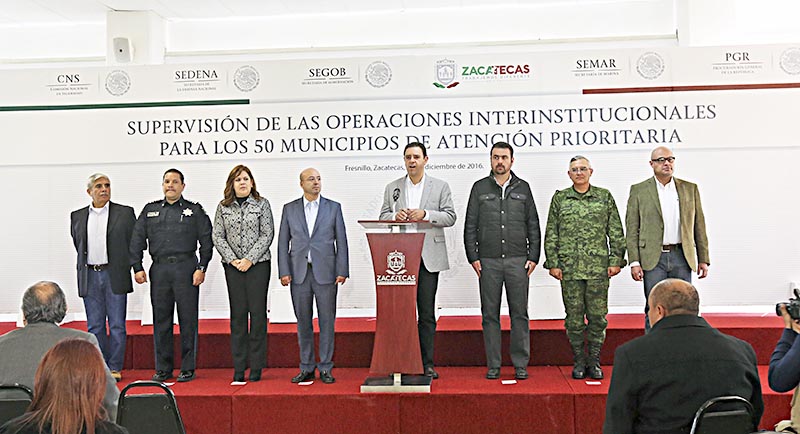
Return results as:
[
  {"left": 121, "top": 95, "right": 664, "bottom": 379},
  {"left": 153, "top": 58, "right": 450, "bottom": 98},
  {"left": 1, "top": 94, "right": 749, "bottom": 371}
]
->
[
  {"left": 0, "top": 281, "right": 119, "bottom": 420},
  {"left": 380, "top": 142, "right": 456, "bottom": 379},
  {"left": 278, "top": 167, "right": 349, "bottom": 384}
]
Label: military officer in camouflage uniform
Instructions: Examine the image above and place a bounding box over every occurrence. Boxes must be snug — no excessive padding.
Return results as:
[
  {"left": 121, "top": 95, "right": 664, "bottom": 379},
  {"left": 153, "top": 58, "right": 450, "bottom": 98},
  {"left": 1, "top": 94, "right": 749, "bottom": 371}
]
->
[{"left": 544, "top": 156, "right": 626, "bottom": 380}]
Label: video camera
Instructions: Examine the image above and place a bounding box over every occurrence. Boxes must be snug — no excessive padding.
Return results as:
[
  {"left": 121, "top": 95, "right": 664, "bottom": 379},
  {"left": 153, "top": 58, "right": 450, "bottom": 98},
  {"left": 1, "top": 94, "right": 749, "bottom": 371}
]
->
[{"left": 776, "top": 288, "right": 800, "bottom": 320}]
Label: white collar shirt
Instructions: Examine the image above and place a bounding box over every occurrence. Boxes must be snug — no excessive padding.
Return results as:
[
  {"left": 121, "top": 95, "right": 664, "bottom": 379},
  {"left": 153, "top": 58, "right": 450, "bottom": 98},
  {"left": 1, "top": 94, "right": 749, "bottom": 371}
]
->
[
  {"left": 495, "top": 175, "right": 511, "bottom": 198},
  {"left": 303, "top": 197, "right": 320, "bottom": 263},
  {"left": 87, "top": 202, "right": 109, "bottom": 265},
  {"left": 655, "top": 177, "right": 681, "bottom": 244},
  {"left": 404, "top": 174, "right": 426, "bottom": 211}
]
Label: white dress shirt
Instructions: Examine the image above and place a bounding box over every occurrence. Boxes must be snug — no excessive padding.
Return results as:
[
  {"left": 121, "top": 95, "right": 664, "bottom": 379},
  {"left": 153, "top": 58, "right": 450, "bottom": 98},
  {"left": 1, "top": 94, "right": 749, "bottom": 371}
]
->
[
  {"left": 656, "top": 177, "right": 681, "bottom": 245},
  {"left": 404, "top": 174, "right": 426, "bottom": 219},
  {"left": 303, "top": 196, "right": 319, "bottom": 263},
  {"left": 87, "top": 202, "right": 109, "bottom": 265}
]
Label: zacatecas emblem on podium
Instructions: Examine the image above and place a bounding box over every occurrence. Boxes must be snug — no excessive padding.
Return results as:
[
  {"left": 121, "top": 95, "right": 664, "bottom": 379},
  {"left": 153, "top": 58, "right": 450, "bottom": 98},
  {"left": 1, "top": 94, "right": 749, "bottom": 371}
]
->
[{"left": 376, "top": 250, "right": 416, "bottom": 285}]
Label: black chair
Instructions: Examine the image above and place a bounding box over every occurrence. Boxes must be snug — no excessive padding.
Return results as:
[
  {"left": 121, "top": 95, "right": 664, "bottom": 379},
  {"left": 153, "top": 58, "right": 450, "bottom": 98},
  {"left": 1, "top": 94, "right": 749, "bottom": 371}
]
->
[
  {"left": 689, "top": 395, "right": 756, "bottom": 434},
  {"left": 0, "top": 383, "right": 33, "bottom": 426},
  {"left": 116, "top": 381, "right": 185, "bottom": 434}
]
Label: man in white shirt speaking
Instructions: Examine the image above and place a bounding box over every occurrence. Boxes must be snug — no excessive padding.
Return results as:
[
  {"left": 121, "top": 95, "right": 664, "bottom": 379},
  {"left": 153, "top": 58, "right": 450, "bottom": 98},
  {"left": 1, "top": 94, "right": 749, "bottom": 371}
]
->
[
  {"left": 380, "top": 142, "right": 456, "bottom": 379},
  {"left": 625, "top": 146, "right": 709, "bottom": 331}
]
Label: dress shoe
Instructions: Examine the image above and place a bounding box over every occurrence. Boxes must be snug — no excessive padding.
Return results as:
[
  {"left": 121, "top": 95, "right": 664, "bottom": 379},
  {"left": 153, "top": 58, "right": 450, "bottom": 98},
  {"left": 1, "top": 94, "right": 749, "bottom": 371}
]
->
[
  {"left": 514, "top": 367, "right": 529, "bottom": 380},
  {"left": 587, "top": 364, "right": 604, "bottom": 380},
  {"left": 233, "top": 371, "right": 245, "bottom": 382},
  {"left": 486, "top": 367, "right": 500, "bottom": 380},
  {"left": 177, "top": 370, "right": 195, "bottom": 382},
  {"left": 152, "top": 370, "right": 173, "bottom": 382},
  {"left": 424, "top": 366, "right": 439, "bottom": 380},
  {"left": 249, "top": 369, "right": 262, "bottom": 382},
  {"left": 110, "top": 371, "right": 122, "bottom": 382},
  {"left": 320, "top": 370, "right": 335, "bottom": 384},
  {"left": 291, "top": 370, "right": 315, "bottom": 383}
]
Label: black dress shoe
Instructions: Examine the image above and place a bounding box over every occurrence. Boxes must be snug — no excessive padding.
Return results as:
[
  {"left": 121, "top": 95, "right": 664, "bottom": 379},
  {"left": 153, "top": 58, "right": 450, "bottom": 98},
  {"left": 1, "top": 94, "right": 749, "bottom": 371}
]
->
[
  {"left": 152, "top": 370, "right": 173, "bottom": 382},
  {"left": 249, "top": 369, "right": 262, "bottom": 382},
  {"left": 320, "top": 370, "right": 335, "bottom": 384},
  {"left": 424, "top": 366, "right": 439, "bottom": 379},
  {"left": 486, "top": 367, "right": 500, "bottom": 380},
  {"left": 587, "top": 364, "right": 604, "bottom": 380},
  {"left": 233, "top": 371, "right": 245, "bottom": 382},
  {"left": 572, "top": 363, "right": 587, "bottom": 380},
  {"left": 177, "top": 370, "right": 195, "bottom": 382},
  {"left": 514, "top": 367, "right": 529, "bottom": 380},
  {"left": 291, "top": 370, "right": 315, "bottom": 383}
]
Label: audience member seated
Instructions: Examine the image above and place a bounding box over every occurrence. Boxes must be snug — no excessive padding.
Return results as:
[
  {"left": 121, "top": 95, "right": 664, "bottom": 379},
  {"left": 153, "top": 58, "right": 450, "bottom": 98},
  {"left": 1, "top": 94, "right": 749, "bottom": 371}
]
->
[
  {"left": 0, "top": 339, "right": 128, "bottom": 434},
  {"left": 0, "top": 281, "right": 119, "bottom": 420},
  {"left": 768, "top": 304, "right": 800, "bottom": 432},
  {"left": 604, "top": 278, "right": 763, "bottom": 434}
]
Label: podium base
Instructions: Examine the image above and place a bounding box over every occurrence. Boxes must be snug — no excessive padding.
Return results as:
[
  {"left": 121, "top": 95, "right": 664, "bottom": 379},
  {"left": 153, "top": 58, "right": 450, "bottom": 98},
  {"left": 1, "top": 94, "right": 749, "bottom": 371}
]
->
[{"left": 360, "top": 373, "right": 432, "bottom": 393}]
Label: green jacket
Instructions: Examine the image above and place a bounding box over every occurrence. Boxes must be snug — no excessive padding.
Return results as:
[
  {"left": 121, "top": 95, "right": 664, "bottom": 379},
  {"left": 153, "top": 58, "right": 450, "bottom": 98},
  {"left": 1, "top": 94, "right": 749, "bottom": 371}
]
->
[{"left": 544, "top": 185, "right": 626, "bottom": 280}]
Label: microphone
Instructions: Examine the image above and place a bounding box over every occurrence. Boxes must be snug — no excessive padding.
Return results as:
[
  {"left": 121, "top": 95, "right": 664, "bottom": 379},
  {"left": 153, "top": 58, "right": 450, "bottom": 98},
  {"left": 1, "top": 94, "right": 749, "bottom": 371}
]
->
[{"left": 392, "top": 188, "right": 400, "bottom": 215}]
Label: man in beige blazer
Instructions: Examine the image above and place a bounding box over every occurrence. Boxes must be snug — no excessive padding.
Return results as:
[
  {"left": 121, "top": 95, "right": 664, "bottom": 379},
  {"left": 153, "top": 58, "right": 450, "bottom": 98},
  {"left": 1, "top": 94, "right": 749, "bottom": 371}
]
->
[
  {"left": 626, "top": 146, "right": 709, "bottom": 331},
  {"left": 380, "top": 142, "right": 456, "bottom": 379}
]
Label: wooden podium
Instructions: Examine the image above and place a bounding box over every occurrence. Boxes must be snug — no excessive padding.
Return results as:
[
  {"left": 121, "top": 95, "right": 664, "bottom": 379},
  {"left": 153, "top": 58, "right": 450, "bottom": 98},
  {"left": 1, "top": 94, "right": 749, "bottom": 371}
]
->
[{"left": 358, "top": 220, "right": 432, "bottom": 393}]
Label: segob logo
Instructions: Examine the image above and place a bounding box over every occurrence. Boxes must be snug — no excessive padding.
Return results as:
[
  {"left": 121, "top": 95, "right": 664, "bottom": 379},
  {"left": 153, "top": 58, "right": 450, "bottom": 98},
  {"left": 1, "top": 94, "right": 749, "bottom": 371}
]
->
[
  {"left": 105, "top": 70, "right": 130, "bottom": 96},
  {"left": 636, "top": 52, "right": 665, "bottom": 80},
  {"left": 780, "top": 48, "right": 800, "bottom": 75},
  {"left": 376, "top": 250, "right": 416, "bottom": 285},
  {"left": 434, "top": 59, "right": 459, "bottom": 89},
  {"left": 365, "top": 61, "right": 392, "bottom": 88},
  {"left": 234, "top": 65, "right": 260, "bottom": 92}
]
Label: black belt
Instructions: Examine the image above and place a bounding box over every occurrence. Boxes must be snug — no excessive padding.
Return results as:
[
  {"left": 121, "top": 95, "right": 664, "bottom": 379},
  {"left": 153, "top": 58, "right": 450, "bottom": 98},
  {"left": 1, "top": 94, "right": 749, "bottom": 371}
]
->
[
  {"left": 153, "top": 253, "right": 195, "bottom": 264},
  {"left": 661, "top": 244, "right": 682, "bottom": 252},
  {"left": 87, "top": 264, "right": 108, "bottom": 272}
]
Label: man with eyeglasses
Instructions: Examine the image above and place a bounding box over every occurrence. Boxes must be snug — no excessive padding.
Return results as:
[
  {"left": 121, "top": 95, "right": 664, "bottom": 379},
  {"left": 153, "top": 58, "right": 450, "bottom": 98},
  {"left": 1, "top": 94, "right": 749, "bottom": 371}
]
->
[
  {"left": 625, "top": 146, "right": 709, "bottom": 332},
  {"left": 544, "top": 156, "right": 626, "bottom": 380}
]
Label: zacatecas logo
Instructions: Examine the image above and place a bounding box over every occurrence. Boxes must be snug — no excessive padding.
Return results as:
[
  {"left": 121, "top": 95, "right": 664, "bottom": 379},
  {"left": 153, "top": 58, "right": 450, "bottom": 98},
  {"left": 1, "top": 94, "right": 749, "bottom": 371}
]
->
[
  {"left": 365, "top": 61, "right": 392, "bottom": 88},
  {"left": 233, "top": 65, "right": 260, "bottom": 92},
  {"left": 173, "top": 69, "right": 221, "bottom": 92},
  {"left": 636, "top": 52, "right": 665, "bottom": 80},
  {"left": 433, "top": 59, "right": 459, "bottom": 89},
  {"left": 711, "top": 51, "right": 764, "bottom": 76},
  {"left": 105, "top": 70, "right": 131, "bottom": 96},
  {"left": 376, "top": 250, "right": 416, "bottom": 286}
]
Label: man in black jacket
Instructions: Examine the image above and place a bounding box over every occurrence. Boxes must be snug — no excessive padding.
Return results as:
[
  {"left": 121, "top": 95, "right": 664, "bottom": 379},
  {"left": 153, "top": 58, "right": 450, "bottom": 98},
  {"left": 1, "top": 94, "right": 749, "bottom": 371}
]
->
[
  {"left": 604, "top": 278, "right": 763, "bottom": 434},
  {"left": 464, "top": 142, "right": 540, "bottom": 380}
]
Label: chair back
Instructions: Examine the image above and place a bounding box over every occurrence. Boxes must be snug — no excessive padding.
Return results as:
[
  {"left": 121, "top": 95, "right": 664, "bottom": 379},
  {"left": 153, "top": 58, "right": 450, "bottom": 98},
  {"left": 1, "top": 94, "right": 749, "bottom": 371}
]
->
[
  {"left": 116, "top": 381, "right": 185, "bottom": 434},
  {"left": 689, "top": 395, "right": 755, "bottom": 434},
  {"left": 0, "top": 384, "right": 33, "bottom": 427}
]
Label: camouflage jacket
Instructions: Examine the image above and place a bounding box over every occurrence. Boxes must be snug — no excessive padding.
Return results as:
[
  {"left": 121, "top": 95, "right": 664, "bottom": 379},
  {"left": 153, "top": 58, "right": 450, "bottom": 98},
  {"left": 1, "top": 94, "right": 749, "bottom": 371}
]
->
[{"left": 543, "top": 185, "right": 626, "bottom": 280}]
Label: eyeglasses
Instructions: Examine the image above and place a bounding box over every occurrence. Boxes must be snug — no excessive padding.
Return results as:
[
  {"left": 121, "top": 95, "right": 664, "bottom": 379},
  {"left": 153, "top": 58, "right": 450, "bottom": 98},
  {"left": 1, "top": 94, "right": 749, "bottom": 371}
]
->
[
  {"left": 569, "top": 167, "right": 590, "bottom": 173},
  {"left": 651, "top": 156, "right": 676, "bottom": 164}
]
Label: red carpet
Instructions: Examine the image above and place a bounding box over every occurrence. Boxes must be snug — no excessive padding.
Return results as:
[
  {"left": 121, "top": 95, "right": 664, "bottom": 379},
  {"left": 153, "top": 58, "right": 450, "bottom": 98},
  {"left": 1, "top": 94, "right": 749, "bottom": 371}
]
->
[{"left": 2, "top": 314, "right": 789, "bottom": 434}]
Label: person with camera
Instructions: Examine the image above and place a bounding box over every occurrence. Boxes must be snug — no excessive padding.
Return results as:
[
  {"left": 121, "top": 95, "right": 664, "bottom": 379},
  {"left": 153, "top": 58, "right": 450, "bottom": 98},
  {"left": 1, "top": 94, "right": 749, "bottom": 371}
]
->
[{"left": 768, "top": 300, "right": 800, "bottom": 432}]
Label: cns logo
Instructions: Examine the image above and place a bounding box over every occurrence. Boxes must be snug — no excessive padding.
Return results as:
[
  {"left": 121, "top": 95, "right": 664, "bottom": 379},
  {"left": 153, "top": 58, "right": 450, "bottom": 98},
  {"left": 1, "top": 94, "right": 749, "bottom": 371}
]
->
[
  {"left": 433, "top": 59, "right": 459, "bottom": 89},
  {"left": 376, "top": 250, "right": 416, "bottom": 285},
  {"left": 105, "top": 70, "right": 131, "bottom": 96}
]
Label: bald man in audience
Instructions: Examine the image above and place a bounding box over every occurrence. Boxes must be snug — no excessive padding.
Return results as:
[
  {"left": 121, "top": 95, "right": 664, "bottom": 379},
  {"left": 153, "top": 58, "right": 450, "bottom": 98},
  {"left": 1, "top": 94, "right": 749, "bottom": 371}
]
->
[{"left": 604, "top": 279, "right": 763, "bottom": 434}]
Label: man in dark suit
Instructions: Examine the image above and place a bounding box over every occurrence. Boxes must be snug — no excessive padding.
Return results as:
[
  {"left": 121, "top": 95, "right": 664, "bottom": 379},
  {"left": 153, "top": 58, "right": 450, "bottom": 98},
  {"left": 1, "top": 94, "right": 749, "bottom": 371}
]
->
[
  {"left": 603, "top": 278, "right": 763, "bottom": 434},
  {"left": 278, "top": 167, "right": 349, "bottom": 384},
  {"left": 626, "top": 146, "right": 709, "bottom": 331},
  {"left": 0, "top": 281, "right": 119, "bottom": 420},
  {"left": 70, "top": 173, "right": 135, "bottom": 380}
]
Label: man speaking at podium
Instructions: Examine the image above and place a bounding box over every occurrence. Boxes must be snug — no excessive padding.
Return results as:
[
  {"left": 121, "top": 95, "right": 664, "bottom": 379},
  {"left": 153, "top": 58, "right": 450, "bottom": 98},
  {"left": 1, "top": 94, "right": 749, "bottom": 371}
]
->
[{"left": 380, "top": 142, "right": 456, "bottom": 379}]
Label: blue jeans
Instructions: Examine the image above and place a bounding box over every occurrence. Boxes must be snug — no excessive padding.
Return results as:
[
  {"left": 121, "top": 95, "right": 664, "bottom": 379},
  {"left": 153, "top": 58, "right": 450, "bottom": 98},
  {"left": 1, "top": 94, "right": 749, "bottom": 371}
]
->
[
  {"left": 84, "top": 269, "right": 128, "bottom": 371},
  {"left": 643, "top": 245, "right": 692, "bottom": 332}
]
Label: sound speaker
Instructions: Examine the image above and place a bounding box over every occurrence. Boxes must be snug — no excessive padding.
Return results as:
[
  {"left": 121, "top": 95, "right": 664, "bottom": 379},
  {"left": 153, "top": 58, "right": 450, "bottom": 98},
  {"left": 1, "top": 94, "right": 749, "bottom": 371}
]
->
[{"left": 112, "top": 37, "right": 134, "bottom": 63}]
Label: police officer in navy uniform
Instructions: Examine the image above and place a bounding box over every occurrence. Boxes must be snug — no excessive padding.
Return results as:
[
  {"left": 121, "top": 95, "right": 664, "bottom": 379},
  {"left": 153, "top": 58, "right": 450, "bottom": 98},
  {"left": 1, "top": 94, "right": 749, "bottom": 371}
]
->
[{"left": 130, "top": 168, "right": 213, "bottom": 383}]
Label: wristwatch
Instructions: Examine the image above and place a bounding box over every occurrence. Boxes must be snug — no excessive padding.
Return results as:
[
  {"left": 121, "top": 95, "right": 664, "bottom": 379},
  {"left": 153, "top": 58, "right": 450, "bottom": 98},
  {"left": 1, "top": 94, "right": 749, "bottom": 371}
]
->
[{"left": 197, "top": 265, "right": 206, "bottom": 272}]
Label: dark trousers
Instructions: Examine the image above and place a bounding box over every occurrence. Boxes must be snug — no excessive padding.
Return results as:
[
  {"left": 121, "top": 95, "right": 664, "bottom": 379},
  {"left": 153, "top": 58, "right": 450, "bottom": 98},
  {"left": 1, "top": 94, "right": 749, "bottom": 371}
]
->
[
  {"left": 417, "top": 259, "right": 439, "bottom": 368},
  {"left": 223, "top": 261, "right": 270, "bottom": 372},
  {"left": 290, "top": 264, "right": 338, "bottom": 372},
  {"left": 150, "top": 259, "right": 199, "bottom": 372},
  {"left": 83, "top": 268, "right": 127, "bottom": 371},
  {"left": 643, "top": 245, "right": 692, "bottom": 331},
  {"left": 478, "top": 256, "right": 530, "bottom": 369}
]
